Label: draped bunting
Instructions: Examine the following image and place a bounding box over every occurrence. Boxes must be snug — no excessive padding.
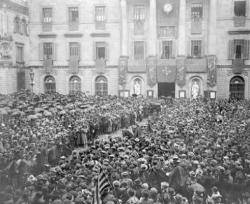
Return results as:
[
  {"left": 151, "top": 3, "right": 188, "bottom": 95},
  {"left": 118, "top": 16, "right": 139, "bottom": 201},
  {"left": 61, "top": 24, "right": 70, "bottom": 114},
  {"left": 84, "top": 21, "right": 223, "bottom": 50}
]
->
[
  {"left": 147, "top": 57, "right": 157, "bottom": 87},
  {"left": 207, "top": 55, "right": 217, "bottom": 87},
  {"left": 118, "top": 57, "right": 128, "bottom": 86},
  {"left": 176, "top": 57, "right": 186, "bottom": 87},
  {"left": 157, "top": 65, "right": 176, "bottom": 83},
  {"left": 69, "top": 56, "right": 79, "bottom": 74}
]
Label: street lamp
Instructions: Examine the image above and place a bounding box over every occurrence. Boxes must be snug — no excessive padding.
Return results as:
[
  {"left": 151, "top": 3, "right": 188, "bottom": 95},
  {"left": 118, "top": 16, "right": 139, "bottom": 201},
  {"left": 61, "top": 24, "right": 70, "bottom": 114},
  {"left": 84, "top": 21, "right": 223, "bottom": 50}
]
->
[{"left": 29, "top": 68, "right": 34, "bottom": 93}]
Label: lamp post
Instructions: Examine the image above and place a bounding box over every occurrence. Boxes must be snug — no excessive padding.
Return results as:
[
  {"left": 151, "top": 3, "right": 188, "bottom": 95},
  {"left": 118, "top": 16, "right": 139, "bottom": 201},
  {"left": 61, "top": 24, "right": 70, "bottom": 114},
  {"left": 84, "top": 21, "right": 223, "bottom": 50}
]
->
[{"left": 29, "top": 68, "right": 34, "bottom": 94}]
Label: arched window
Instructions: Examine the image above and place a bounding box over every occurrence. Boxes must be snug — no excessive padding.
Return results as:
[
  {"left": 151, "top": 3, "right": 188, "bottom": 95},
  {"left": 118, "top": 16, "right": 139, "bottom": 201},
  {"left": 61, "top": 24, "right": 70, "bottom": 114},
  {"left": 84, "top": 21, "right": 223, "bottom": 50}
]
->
[
  {"left": 230, "top": 76, "right": 245, "bottom": 100},
  {"left": 95, "top": 76, "right": 108, "bottom": 96},
  {"left": 14, "top": 16, "right": 20, "bottom": 33},
  {"left": 44, "top": 75, "right": 56, "bottom": 93},
  {"left": 69, "top": 76, "right": 81, "bottom": 94}
]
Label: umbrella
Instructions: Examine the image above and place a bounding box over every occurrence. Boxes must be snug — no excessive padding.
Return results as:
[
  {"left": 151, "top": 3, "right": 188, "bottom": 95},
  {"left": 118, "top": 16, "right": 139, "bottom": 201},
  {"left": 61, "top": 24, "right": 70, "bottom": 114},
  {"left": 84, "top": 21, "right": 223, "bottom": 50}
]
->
[
  {"left": 35, "top": 107, "right": 44, "bottom": 113},
  {"left": 59, "top": 110, "right": 66, "bottom": 115},
  {"left": 0, "top": 108, "right": 8, "bottom": 115},
  {"left": 27, "top": 115, "right": 38, "bottom": 120},
  {"left": 44, "top": 110, "right": 52, "bottom": 117},
  {"left": 189, "top": 182, "right": 205, "bottom": 192}
]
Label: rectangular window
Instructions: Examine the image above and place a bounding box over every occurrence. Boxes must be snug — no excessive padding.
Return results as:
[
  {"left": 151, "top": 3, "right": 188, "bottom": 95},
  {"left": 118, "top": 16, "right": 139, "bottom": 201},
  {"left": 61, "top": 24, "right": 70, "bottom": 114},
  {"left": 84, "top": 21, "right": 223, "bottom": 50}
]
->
[
  {"left": 159, "top": 26, "right": 176, "bottom": 38},
  {"left": 191, "top": 40, "right": 202, "bottom": 57},
  {"left": 43, "top": 42, "right": 53, "bottom": 59},
  {"left": 161, "top": 41, "right": 172, "bottom": 59},
  {"left": 95, "top": 6, "right": 105, "bottom": 30},
  {"left": 69, "top": 42, "right": 80, "bottom": 58},
  {"left": 68, "top": 7, "right": 79, "bottom": 30},
  {"left": 191, "top": 4, "right": 203, "bottom": 21},
  {"left": 16, "top": 45, "right": 24, "bottom": 63},
  {"left": 42, "top": 8, "right": 52, "bottom": 31},
  {"left": 134, "top": 5, "right": 146, "bottom": 21},
  {"left": 96, "top": 42, "right": 106, "bottom": 60},
  {"left": 234, "top": 1, "right": 246, "bottom": 16},
  {"left": 234, "top": 39, "right": 244, "bottom": 59},
  {"left": 134, "top": 41, "right": 145, "bottom": 60}
]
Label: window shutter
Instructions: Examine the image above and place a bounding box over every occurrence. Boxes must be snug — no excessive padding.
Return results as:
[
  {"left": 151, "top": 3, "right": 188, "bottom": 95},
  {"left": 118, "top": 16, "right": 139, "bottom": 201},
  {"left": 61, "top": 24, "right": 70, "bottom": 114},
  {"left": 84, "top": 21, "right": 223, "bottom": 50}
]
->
[
  {"left": 52, "top": 43, "right": 57, "bottom": 61},
  {"left": 93, "top": 42, "right": 96, "bottom": 60},
  {"left": 228, "top": 40, "right": 234, "bottom": 59},
  {"left": 105, "top": 42, "right": 109, "bottom": 60},
  {"left": 39, "top": 43, "right": 44, "bottom": 61},
  {"left": 171, "top": 41, "right": 176, "bottom": 58},
  {"left": 159, "top": 41, "right": 163, "bottom": 58},
  {"left": 243, "top": 40, "right": 250, "bottom": 60},
  {"left": 78, "top": 42, "right": 81, "bottom": 60}
]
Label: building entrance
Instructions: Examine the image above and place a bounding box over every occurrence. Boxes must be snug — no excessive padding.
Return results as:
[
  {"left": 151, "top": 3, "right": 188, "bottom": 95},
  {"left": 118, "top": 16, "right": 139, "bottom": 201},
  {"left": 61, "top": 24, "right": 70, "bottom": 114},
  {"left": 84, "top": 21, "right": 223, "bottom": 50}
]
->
[
  {"left": 229, "top": 76, "right": 245, "bottom": 100},
  {"left": 158, "top": 83, "right": 175, "bottom": 98}
]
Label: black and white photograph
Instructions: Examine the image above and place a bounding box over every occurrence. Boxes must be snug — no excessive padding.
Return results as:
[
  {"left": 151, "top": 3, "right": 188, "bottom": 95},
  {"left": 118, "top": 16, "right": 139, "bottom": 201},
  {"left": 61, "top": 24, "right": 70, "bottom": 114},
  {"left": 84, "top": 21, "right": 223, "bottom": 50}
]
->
[{"left": 0, "top": 0, "right": 250, "bottom": 203}]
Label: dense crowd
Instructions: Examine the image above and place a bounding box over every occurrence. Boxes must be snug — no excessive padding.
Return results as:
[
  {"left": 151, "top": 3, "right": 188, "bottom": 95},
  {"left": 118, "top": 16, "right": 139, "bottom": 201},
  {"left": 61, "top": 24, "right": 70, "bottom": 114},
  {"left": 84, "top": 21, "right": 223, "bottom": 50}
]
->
[{"left": 0, "top": 92, "right": 250, "bottom": 204}]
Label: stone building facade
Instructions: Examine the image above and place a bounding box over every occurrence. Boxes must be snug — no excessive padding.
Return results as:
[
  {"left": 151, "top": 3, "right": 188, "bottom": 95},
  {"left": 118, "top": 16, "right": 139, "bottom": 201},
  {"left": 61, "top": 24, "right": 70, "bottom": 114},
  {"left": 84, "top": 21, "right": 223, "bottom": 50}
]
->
[
  {"left": 1, "top": 0, "right": 250, "bottom": 99},
  {"left": 0, "top": 0, "right": 29, "bottom": 94}
]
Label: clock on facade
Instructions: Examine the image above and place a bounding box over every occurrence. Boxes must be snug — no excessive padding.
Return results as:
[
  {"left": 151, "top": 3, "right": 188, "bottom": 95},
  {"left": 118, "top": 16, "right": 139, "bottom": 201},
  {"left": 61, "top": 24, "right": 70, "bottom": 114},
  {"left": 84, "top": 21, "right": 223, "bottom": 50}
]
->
[{"left": 163, "top": 3, "right": 173, "bottom": 14}]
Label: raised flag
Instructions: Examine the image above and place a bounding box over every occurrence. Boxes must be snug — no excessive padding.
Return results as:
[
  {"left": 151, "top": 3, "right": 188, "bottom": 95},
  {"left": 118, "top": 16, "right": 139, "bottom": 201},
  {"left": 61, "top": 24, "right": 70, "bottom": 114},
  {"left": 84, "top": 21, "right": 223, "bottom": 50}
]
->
[
  {"left": 92, "top": 169, "right": 112, "bottom": 204},
  {"left": 176, "top": 57, "right": 186, "bottom": 87}
]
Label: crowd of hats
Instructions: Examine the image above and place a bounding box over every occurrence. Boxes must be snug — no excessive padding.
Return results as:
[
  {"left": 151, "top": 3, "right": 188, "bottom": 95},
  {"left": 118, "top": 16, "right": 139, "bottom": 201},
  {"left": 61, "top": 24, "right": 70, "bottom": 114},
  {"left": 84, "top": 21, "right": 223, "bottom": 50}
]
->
[
  {"left": 1, "top": 91, "right": 250, "bottom": 204},
  {"left": 0, "top": 91, "right": 153, "bottom": 203}
]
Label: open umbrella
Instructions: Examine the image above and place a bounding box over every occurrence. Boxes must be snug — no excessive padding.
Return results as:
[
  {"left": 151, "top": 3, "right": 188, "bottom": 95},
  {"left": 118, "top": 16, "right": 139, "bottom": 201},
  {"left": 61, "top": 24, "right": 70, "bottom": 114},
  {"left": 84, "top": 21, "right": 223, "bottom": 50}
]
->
[
  {"left": 35, "top": 107, "right": 44, "bottom": 113},
  {"left": 27, "top": 114, "right": 38, "bottom": 120},
  {"left": 59, "top": 110, "right": 66, "bottom": 115},
  {"left": 189, "top": 182, "right": 205, "bottom": 192},
  {"left": 44, "top": 110, "right": 52, "bottom": 117}
]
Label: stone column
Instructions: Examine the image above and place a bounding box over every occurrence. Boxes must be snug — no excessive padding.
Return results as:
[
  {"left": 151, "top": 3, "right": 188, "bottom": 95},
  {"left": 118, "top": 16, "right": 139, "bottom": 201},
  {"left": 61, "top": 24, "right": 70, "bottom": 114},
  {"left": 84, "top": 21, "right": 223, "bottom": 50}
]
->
[
  {"left": 178, "top": 0, "right": 186, "bottom": 56},
  {"left": 148, "top": 0, "right": 157, "bottom": 56},
  {"left": 120, "top": 0, "right": 128, "bottom": 56},
  {"left": 208, "top": 0, "right": 217, "bottom": 55}
]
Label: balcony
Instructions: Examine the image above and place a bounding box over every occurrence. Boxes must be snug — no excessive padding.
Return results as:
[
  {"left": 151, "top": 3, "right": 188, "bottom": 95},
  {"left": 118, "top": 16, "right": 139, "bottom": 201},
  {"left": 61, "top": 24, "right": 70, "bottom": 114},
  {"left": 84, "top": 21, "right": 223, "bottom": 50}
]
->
[
  {"left": 232, "top": 59, "right": 244, "bottom": 74},
  {"left": 186, "top": 57, "right": 207, "bottom": 73}
]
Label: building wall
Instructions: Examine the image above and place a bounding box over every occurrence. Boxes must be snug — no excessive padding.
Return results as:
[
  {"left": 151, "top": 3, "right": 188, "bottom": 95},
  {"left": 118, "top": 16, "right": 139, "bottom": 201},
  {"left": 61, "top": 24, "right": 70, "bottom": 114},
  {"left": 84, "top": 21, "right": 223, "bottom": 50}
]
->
[{"left": 0, "top": 0, "right": 29, "bottom": 94}]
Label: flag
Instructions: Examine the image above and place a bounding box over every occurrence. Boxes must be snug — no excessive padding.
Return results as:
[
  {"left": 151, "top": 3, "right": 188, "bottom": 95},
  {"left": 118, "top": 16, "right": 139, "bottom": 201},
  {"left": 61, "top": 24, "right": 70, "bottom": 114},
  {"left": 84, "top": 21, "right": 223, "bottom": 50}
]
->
[
  {"left": 157, "top": 65, "right": 176, "bottom": 83},
  {"left": 92, "top": 169, "right": 112, "bottom": 204},
  {"left": 147, "top": 56, "right": 157, "bottom": 87}
]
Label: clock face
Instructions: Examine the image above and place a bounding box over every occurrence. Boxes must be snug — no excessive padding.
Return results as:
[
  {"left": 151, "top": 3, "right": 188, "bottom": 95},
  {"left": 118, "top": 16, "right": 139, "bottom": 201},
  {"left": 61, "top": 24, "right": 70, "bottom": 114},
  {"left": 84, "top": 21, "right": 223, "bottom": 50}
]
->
[{"left": 164, "top": 3, "right": 173, "bottom": 14}]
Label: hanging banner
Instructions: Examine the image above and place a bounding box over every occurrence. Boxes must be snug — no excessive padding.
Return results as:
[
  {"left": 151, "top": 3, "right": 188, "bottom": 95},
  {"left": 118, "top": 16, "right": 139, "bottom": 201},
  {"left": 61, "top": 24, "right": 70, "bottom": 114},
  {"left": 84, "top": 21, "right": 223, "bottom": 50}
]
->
[
  {"left": 232, "top": 59, "right": 244, "bottom": 74},
  {"left": 176, "top": 57, "right": 186, "bottom": 87},
  {"left": 157, "top": 65, "right": 176, "bottom": 83},
  {"left": 207, "top": 55, "right": 217, "bottom": 87},
  {"left": 119, "top": 56, "right": 128, "bottom": 86},
  {"left": 147, "top": 56, "right": 157, "bottom": 87}
]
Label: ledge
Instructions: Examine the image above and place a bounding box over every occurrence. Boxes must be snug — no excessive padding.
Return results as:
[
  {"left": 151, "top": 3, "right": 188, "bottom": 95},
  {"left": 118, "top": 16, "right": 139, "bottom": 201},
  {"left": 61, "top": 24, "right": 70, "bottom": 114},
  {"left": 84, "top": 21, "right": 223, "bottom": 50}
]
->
[
  {"left": 38, "top": 34, "right": 57, "bottom": 38},
  {"left": 90, "top": 33, "right": 110, "bottom": 37},
  {"left": 64, "top": 33, "right": 83, "bottom": 38},
  {"left": 228, "top": 30, "right": 250, "bottom": 35}
]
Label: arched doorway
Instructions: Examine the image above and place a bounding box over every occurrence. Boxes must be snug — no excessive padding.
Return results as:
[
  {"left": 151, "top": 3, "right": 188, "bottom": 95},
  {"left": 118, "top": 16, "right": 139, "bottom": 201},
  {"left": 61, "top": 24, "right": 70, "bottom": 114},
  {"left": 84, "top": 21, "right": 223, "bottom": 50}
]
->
[
  {"left": 190, "top": 77, "right": 202, "bottom": 99},
  {"left": 133, "top": 78, "right": 142, "bottom": 96},
  {"left": 44, "top": 75, "right": 56, "bottom": 93},
  {"left": 230, "top": 76, "right": 245, "bottom": 100},
  {"left": 69, "top": 75, "right": 81, "bottom": 94},
  {"left": 95, "top": 76, "right": 108, "bottom": 96}
]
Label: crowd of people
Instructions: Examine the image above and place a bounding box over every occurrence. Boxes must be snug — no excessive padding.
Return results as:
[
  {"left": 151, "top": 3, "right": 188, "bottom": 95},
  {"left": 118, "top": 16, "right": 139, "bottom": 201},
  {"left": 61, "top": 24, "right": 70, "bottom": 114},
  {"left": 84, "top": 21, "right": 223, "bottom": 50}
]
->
[{"left": 0, "top": 91, "right": 250, "bottom": 204}]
